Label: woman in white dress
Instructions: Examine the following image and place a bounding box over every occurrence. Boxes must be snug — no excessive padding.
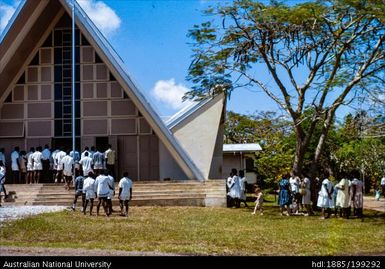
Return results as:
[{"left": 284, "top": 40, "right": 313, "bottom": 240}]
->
[
  {"left": 238, "top": 170, "right": 249, "bottom": 208},
  {"left": 228, "top": 168, "right": 241, "bottom": 208},
  {"left": 317, "top": 174, "right": 334, "bottom": 219},
  {"left": 301, "top": 177, "right": 313, "bottom": 216},
  {"left": 335, "top": 177, "right": 350, "bottom": 218}
]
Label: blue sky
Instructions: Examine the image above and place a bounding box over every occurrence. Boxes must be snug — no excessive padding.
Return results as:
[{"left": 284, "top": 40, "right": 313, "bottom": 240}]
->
[{"left": 0, "top": 0, "right": 357, "bottom": 120}]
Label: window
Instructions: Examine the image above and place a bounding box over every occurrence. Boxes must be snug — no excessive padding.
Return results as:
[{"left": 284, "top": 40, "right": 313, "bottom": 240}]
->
[
  {"left": 30, "top": 52, "right": 39, "bottom": 66},
  {"left": 17, "top": 73, "right": 25, "bottom": 84}
]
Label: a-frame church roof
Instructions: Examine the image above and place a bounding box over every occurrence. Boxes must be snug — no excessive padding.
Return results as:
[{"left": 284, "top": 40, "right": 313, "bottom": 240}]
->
[{"left": 0, "top": 0, "right": 204, "bottom": 180}]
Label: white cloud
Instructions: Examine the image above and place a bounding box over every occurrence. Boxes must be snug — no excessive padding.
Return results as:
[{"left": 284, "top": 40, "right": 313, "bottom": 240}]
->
[
  {"left": 0, "top": 1, "right": 19, "bottom": 35},
  {"left": 77, "top": 0, "right": 121, "bottom": 37},
  {"left": 151, "top": 79, "right": 193, "bottom": 110}
]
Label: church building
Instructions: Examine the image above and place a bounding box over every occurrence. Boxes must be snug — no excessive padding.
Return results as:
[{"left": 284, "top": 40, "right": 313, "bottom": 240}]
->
[{"left": 0, "top": 0, "right": 225, "bottom": 182}]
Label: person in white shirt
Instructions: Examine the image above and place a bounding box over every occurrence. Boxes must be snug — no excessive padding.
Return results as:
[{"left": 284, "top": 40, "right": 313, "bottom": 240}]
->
[
  {"left": 26, "top": 147, "right": 35, "bottom": 184},
  {"left": 94, "top": 170, "right": 112, "bottom": 216},
  {"left": 105, "top": 144, "right": 116, "bottom": 179},
  {"left": 81, "top": 147, "right": 90, "bottom": 160},
  {"left": 54, "top": 149, "right": 66, "bottom": 183},
  {"left": 118, "top": 172, "right": 133, "bottom": 217},
  {"left": 82, "top": 172, "right": 96, "bottom": 215},
  {"left": 41, "top": 144, "right": 51, "bottom": 182},
  {"left": 317, "top": 172, "right": 334, "bottom": 219},
  {"left": 107, "top": 170, "right": 115, "bottom": 215},
  {"left": 228, "top": 168, "right": 241, "bottom": 208},
  {"left": 0, "top": 148, "right": 5, "bottom": 166},
  {"left": 60, "top": 151, "right": 74, "bottom": 190},
  {"left": 50, "top": 149, "right": 59, "bottom": 182},
  {"left": 89, "top": 146, "right": 96, "bottom": 159},
  {"left": 32, "top": 146, "right": 43, "bottom": 184},
  {"left": 92, "top": 149, "right": 105, "bottom": 176},
  {"left": 11, "top": 147, "right": 20, "bottom": 183},
  {"left": 79, "top": 152, "right": 93, "bottom": 177},
  {"left": 238, "top": 170, "right": 249, "bottom": 208},
  {"left": 70, "top": 150, "right": 80, "bottom": 174}
]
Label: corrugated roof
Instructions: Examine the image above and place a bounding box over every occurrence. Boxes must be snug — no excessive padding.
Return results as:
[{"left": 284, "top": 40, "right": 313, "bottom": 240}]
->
[{"left": 223, "top": 143, "right": 262, "bottom": 152}]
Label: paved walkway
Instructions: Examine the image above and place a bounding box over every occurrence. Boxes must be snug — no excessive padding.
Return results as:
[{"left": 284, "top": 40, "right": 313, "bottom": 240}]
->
[{"left": 363, "top": 196, "right": 385, "bottom": 212}]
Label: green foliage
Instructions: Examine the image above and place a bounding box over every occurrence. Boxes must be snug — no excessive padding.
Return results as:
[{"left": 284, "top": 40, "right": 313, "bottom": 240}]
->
[
  {"left": 225, "top": 111, "right": 294, "bottom": 186},
  {"left": 225, "top": 110, "right": 385, "bottom": 190},
  {"left": 334, "top": 112, "right": 385, "bottom": 189},
  {"left": 187, "top": 0, "right": 385, "bottom": 176}
]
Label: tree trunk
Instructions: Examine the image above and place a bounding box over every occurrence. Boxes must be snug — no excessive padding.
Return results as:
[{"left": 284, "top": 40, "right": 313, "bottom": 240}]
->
[
  {"left": 311, "top": 110, "right": 334, "bottom": 178},
  {"left": 292, "top": 126, "right": 307, "bottom": 176}
]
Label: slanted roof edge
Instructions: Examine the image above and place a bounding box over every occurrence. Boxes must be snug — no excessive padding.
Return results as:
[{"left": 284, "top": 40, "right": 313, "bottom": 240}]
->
[{"left": 59, "top": 0, "right": 204, "bottom": 180}]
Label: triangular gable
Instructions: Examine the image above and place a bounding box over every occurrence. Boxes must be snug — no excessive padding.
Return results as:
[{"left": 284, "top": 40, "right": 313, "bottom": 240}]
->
[
  {"left": 167, "top": 93, "right": 226, "bottom": 179},
  {"left": 0, "top": 0, "right": 204, "bottom": 180}
]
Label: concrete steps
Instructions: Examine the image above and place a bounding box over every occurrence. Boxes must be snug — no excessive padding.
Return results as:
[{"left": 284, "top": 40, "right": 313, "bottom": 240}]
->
[{"left": 2, "top": 180, "right": 226, "bottom": 207}]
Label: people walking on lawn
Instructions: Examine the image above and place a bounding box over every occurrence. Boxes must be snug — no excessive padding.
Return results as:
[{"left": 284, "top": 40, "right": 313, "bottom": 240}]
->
[
  {"left": 94, "top": 170, "right": 111, "bottom": 217},
  {"left": 118, "top": 172, "right": 133, "bottom": 217},
  {"left": 83, "top": 172, "right": 96, "bottom": 215},
  {"left": 278, "top": 174, "right": 292, "bottom": 216},
  {"left": 107, "top": 170, "right": 115, "bottom": 215},
  {"left": 317, "top": 172, "right": 334, "bottom": 219},
  {"left": 72, "top": 170, "right": 85, "bottom": 211},
  {"left": 252, "top": 186, "right": 263, "bottom": 215}
]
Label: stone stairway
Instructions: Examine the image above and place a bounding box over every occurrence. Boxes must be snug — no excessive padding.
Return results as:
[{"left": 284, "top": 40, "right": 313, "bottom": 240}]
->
[{"left": 2, "top": 180, "right": 226, "bottom": 207}]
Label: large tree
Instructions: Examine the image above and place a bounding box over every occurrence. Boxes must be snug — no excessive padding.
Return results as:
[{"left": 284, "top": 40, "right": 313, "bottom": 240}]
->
[{"left": 186, "top": 0, "right": 385, "bottom": 176}]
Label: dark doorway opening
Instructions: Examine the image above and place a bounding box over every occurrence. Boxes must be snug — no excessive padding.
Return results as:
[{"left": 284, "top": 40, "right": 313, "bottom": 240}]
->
[
  {"left": 95, "top": 136, "right": 109, "bottom": 152},
  {"left": 52, "top": 137, "right": 81, "bottom": 152}
]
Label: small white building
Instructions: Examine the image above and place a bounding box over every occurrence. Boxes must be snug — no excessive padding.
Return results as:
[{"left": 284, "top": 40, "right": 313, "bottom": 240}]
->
[{"left": 222, "top": 143, "right": 262, "bottom": 185}]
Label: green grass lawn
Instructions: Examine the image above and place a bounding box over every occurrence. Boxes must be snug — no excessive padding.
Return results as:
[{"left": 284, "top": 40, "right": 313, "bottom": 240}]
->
[{"left": 1, "top": 197, "right": 384, "bottom": 256}]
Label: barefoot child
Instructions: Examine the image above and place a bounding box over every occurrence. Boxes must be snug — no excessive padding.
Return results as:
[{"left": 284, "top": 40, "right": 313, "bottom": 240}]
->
[{"left": 252, "top": 187, "right": 264, "bottom": 215}]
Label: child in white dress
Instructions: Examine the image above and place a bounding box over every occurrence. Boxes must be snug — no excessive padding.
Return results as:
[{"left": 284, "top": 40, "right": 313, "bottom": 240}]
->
[{"left": 252, "top": 187, "right": 264, "bottom": 215}]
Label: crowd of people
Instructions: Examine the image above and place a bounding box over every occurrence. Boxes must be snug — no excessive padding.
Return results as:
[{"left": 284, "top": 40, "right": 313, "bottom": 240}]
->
[
  {"left": 0, "top": 144, "right": 133, "bottom": 217},
  {"left": 277, "top": 171, "right": 366, "bottom": 219},
  {"left": 0, "top": 144, "right": 117, "bottom": 187},
  {"left": 227, "top": 168, "right": 372, "bottom": 219},
  {"left": 71, "top": 170, "right": 133, "bottom": 217}
]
